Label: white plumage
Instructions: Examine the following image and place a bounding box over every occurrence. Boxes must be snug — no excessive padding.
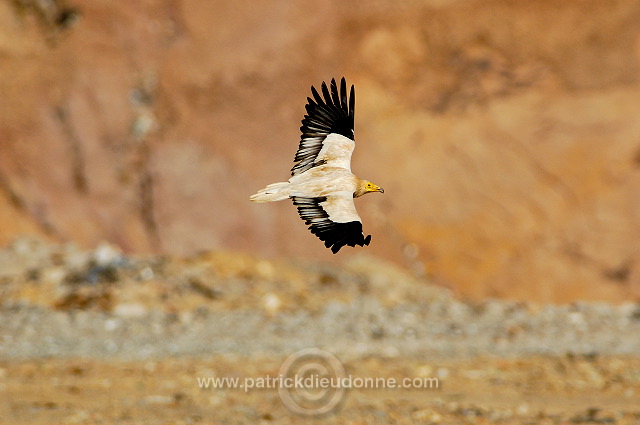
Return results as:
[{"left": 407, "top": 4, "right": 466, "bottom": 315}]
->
[{"left": 250, "top": 78, "right": 384, "bottom": 253}]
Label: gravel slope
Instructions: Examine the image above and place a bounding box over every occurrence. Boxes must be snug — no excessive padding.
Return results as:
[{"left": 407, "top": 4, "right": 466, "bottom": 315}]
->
[
  {"left": 1, "top": 237, "right": 640, "bottom": 361},
  {"left": 2, "top": 238, "right": 640, "bottom": 424}
]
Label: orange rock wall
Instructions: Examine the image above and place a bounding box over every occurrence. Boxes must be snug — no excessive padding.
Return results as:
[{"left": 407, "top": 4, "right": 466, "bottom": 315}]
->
[{"left": 1, "top": 0, "right": 639, "bottom": 302}]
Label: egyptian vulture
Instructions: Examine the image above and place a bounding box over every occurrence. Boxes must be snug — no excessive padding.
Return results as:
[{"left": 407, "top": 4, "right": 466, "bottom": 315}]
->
[{"left": 250, "top": 77, "right": 384, "bottom": 253}]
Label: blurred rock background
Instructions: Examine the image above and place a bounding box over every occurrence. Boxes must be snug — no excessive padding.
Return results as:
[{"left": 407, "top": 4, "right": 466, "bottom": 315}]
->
[{"left": 0, "top": 0, "right": 639, "bottom": 303}]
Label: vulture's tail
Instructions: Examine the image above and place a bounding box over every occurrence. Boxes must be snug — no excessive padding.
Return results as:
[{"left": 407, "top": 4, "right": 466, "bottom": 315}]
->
[{"left": 250, "top": 182, "right": 290, "bottom": 203}]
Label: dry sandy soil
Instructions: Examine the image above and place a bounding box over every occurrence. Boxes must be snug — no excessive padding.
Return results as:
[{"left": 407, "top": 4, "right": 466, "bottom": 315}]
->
[
  {"left": 1, "top": 238, "right": 640, "bottom": 424},
  {"left": 4, "top": 355, "right": 640, "bottom": 425}
]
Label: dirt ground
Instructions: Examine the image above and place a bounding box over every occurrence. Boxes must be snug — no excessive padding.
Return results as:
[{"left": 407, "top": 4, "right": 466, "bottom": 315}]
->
[
  {"left": 1, "top": 238, "right": 640, "bottom": 424},
  {"left": 2, "top": 355, "right": 640, "bottom": 424}
]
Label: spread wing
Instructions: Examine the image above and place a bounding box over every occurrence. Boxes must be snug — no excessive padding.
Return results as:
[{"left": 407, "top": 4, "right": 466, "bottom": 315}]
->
[
  {"left": 291, "top": 77, "right": 355, "bottom": 176},
  {"left": 292, "top": 192, "right": 371, "bottom": 254}
]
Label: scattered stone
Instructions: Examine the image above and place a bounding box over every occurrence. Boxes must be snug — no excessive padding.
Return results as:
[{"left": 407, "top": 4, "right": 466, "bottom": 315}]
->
[
  {"left": 262, "top": 293, "right": 281, "bottom": 315},
  {"left": 113, "top": 303, "right": 147, "bottom": 318},
  {"left": 143, "top": 395, "right": 174, "bottom": 405}
]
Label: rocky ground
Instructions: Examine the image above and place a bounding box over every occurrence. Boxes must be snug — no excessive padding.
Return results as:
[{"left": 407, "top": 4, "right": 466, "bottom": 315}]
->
[{"left": 1, "top": 237, "right": 640, "bottom": 424}]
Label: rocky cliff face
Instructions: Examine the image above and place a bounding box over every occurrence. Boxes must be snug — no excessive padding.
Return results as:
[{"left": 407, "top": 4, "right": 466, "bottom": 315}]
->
[{"left": 1, "top": 0, "right": 639, "bottom": 302}]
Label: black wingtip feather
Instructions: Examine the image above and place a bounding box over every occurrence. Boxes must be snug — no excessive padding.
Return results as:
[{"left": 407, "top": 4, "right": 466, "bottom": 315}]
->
[
  {"left": 292, "top": 196, "right": 370, "bottom": 253},
  {"left": 349, "top": 84, "right": 355, "bottom": 119},
  {"left": 339, "top": 78, "right": 348, "bottom": 112},
  {"left": 291, "top": 77, "right": 356, "bottom": 176},
  {"left": 311, "top": 86, "right": 324, "bottom": 106}
]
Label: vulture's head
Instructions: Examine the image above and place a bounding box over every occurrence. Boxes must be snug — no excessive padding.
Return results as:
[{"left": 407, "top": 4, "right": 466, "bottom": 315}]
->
[{"left": 355, "top": 180, "right": 384, "bottom": 197}]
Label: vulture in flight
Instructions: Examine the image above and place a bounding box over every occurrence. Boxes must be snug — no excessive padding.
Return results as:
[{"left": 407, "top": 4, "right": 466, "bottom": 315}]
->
[{"left": 250, "top": 78, "right": 384, "bottom": 253}]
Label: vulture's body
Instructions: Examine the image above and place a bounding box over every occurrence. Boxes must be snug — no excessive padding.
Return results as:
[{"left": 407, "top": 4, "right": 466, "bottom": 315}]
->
[{"left": 250, "top": 78, "right": 384, "bottom": 253}]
